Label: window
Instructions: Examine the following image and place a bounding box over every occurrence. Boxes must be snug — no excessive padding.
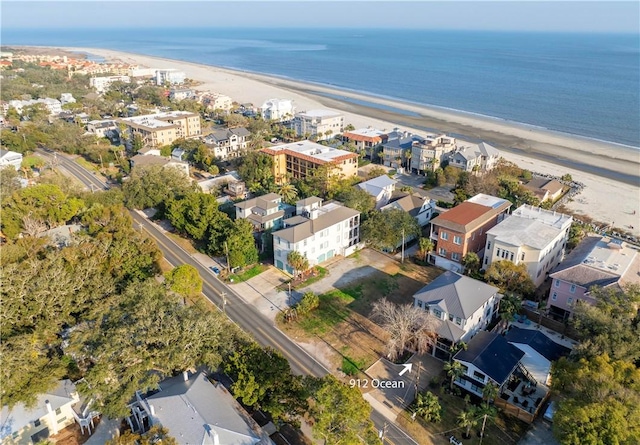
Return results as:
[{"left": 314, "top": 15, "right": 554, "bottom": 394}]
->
[
  {"left": 455, "top": 317, "right": 462, "bottom": 325},
  {"left": 570, "top": 284, "right": 576, "bottom": 293},
  {"left": 453, "top": 235, "right": 462, "bottom": 245},
  {"left": 452, "top": 252, "right": 460, "bottom": 261},
  {"left": 417, "top": 300, "right": 423, "bottom": 308},
  {"left": 521, "top": 252, "right": 525, "bottom": 261},
  {"left": 433, "top": 309, "right": 442, "bottom": 318},
  {"left": 552, "top": 292, "right": 558, "bottom": 301},
  {"left": 554, "top": 279, "right": 560, "bottom": 288},
  {"left": 449, "top": 314, "right": 454, "bottom": 321},
  {"left": 510, "top": 252, "right": 514, "bottom": 261},
  {"left": 487, "top": 241, "right": 491, "bottom": 250},
  {"left": 438, "top": 247, "right": 447, "bottom": 256},
  {"left": 441, "top": 231, "right": 449, "bottom": 240},
  {"left": 473, "top": 370, "right": 486, "bottom": 382},
  {"left": 34, "top": 419, "right": 41, "bottom": 427},
  {"left": 55, "top": 407, "right": 62, "bottom": 415},
  {"left": 568, "top": 297, "right": 574, "bottom": 305}
]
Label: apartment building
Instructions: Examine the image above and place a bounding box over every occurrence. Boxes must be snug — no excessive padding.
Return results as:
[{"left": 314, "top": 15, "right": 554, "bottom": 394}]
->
[
  {"left": 293, "top": 109, "right": 344, "bottom": 140},
  {"left": 429, "top": 194, "right": 511, "bottom": 272},
  {"left": 341, "top": 127, "right": 388, "bottom": 159},
  {"left": 272, "top": 197, "right": 360, "bottom": 273},
  {"left": 448, "top": 142, "right": 500, "bottom": 173},
  {"left": 89, "top": 75, "right": 130, "bottom": 94},
  {"left": 261, "top": 140, "right": 358, "bottom": 185},
  {"left": 484, "top": 205, "right": 573, "bottom": 286},
  {"left": 119, "top": 111, "right": 201, "bottom": 148},
  {"left": 410, "top": 134, "right": 457, "bottom": 174},
  {"left": 260, "top": 98, "right": 295, "bottom": 121},
  {"left": 203, "top": 127, "right": 251, "bottom": 160},
  {"left": 155, "top": 69, "right": 186, "bottom": 85},
  {"left": 547, "top": 236, "right": 640, "bottom": 320}
]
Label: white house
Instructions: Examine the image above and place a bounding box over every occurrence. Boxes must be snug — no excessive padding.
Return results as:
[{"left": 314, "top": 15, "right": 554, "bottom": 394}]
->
[
  {"left": 448, "top": 142, "right": 500, "bottom": 172},
  {"left": 357, "top": 175, "right": 397, "bottom": 209},
  {"left": 168, "top": 88, "right": 194, "bottom": 101},
  {"left": 87, "top": 119, "right": 118, "bottom": 138},
  {"left": 155, "top": 69, "right": 186, "bottom": 85},
  {"left": 235, "top": 193, "right": 293, "bottom": 232},
  {"left": 484, "top": 205, "right": 573, "bottom": 286},
  {"left": 204, "top": 93, "right": 234, "bottom": 112},
  {"left": 410, "top": 134, "right": 457, "bottom": 174},
  {"left": 59, "top": 93, "right": 76, "bottom": 105},
  {"left": 293, "top": 109, "right": 344, "bottom": 140},
  {"left": 0, "top": 380, "right": 89, "bottom": 444},
  {"left": 272, "top": 197, "right": 360, "bottom": 273},
  {"left": 89, "top": 75, "right": 130, "bottom": 94},
  {"left": 260, "top": 98, "right": 295, "bottom": 121},
  {"left": 0, "top": 149, "right": 23, "bottom": 170},
  {"left": 203, "top": 127, "right": 251, "bottom": 160},
  {"left": 381, "top": 193, "right": 435, "bottom": 227},
  {"left": 413, "top": 271, "right": 500, "bottom": 353},
  {"left": 8, "top": 98, "right": 62, "bottom": 116}
]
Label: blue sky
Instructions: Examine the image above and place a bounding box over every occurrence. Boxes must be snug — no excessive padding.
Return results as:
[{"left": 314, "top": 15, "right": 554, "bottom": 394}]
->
[{"left": 2, "top": 1, "right": 639, "bottom": 33}]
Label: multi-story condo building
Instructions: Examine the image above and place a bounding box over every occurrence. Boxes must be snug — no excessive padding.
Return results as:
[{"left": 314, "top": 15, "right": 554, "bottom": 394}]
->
[
  {"left": 203, "top": 128, "right": 251, "bottom": 160},
  {"left": 484, "top": 205, "right": 573, "bottom": 286},
  {"left": 272, "top": 197, "right": 360, "bottom": 273},
  {"left": 410, "top": 134, "right": 457, "bottom": 174},
  {"left": 155, "top": 69, "right": 186, "bottom": 85},
  {"left": 448, "top": 142, "right": 500, "bottom": 173},
  {"left": 341, "top": 127, "right": 388, "bottom": 159},
  {"left": 293, "top": 109, "right": 344, "bottom": 140},
  {"left": 260, "top": 98, "right": 295, "bottom": 121},
  {"left": 89, "top": 75, "right": 130, "bottom": 94},
  {"left": 429, "top": 194, "right": 511, "bottom": 272},
  {"left": 546, "top": 236, "right": 640, "bottom": 320},
  {"left": 235, "top": 193, "right": 294, "bottom": 232},
  {"left": 119, "top": 111, "right": 201, "bottom": 148},
  {"left": 261, "top": 140, "right": 358, "bottom": 185}
]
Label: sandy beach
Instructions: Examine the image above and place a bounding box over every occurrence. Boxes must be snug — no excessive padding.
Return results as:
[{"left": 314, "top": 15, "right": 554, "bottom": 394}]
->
[{"left": 60, "top": 47, "right": 640, "bottom": 235}]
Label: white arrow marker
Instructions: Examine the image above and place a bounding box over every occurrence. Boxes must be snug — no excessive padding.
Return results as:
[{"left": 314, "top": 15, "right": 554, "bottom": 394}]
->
[{"left": 399, "top": 363, "right": 413, "bottom": 376}]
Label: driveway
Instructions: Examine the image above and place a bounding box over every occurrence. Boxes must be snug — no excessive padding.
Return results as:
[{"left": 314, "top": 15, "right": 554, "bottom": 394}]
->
[
  {"left": 230, "top": 266, "right": 291, "bottom": 320},
  {"left": 518, "top": 418, "right": 559, "bottom": 445}
]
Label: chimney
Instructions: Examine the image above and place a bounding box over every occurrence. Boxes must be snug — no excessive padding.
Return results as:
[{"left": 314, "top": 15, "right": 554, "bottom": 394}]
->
[
  {"left": 45, "top": 400, "right": 53, "bottom": 413},
  {"left": 149, "top": 404, "right": 156, "bottom": 416},
  {"left": 310, "top": 208, "right": 319, "bottom": 220},
  {"left": 183, "top": 370, "right": 189, "bottom": 381}
]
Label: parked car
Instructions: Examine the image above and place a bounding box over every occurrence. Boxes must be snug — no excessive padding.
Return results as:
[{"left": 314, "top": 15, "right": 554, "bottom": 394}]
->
[{"left": 209, "top": 266, "right": 220, "bottom": 275}]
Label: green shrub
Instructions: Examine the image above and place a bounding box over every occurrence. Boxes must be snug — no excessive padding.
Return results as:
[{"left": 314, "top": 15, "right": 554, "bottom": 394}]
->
[{"left": 296, "top": 291, "right": 319, "bottom": 316}]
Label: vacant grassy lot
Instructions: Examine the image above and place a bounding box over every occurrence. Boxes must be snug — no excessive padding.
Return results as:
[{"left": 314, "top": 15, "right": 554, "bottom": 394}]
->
[{"left": 229, "top": 263, "right": 268, "bottom": 283}]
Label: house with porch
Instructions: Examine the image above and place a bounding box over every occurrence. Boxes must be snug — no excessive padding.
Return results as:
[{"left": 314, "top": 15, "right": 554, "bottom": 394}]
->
[
  {"left": 381, "top": 193, "right": 436, "bottom": 228},
  {"left": 409, "top": 134, "right": 456, "bottom": 174},
  {"left": 272, "top": 197, "right": 360, "bottom": 274},
  {"left": 413, "top": 271, "right": 500, "bottom": 359},
  {"left": 381, "top": 129, "right": 427, "bottom": 172},
  {"left": 203, "top": 127, "right": 251, "bottom": 160},
  {"left": 235, "top": 193, "right": 294, "bottom": 232},
  {"left": 453, "top": 332, "right": 550, "bottom": 423},
  {"left": 447, "top": 142, "right": 500, "bottom": 173},
  {"left": 357, "top": 175, "right": 397, "bottom": 209}
]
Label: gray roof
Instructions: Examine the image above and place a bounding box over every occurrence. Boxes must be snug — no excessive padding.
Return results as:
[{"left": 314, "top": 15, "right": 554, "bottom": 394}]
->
[
  {"left": 207, "top": 127, "right": 250, "bottom": 142},
  {"left": 383, "top": 194, "right": 430, "bottom": 218},
  {"left": 247, "top": 210, "right": 285, "bottom": 224},
  {"left": 435, "top": 319, "right": 466, "bottom": 343},
  {"left": 454, "top": 142, "right": 500, "bottom": 161},
  {"left": 147, "top": 372, "right": 264, "bottom": 445},
  {"left": 487, "top": 215, "right": 568, "bottom": 250},
  {"left": 273, "top": 205, "right": 359, "bottom": 243},
  {"left": 297, "top": 196, "right": 323, "bottom": 206},
  {"left": 235, "top": 193, "right": 282, "bottom": 210},
  {"left": 455, "top": 332, "right": 525, "bottom": 385},
  {"left": 413, "top": 271, "right": 499, "bottom": 319}
]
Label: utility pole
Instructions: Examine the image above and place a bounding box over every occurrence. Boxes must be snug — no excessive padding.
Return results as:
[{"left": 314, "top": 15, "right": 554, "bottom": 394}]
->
[
  {"left": 224, "top": 241, "right": 230, "bottom": 274},
  {"left": 414, "top": 361, "right": 422, "bottom": 399},
  {"left": 220, "top": 292, "right": 227, "bottom": 313},
  {"left": 401, "top": 228, "right": 405, "bottom": 263},
  {"left": 479, "top": 414, "right": 488, "bottom": 445},
  {"left": 378, "top": 422, "right": 388, "bottom": 443},
  {"left": 288, "top": 282, "right": 292, "bottom": 306}
]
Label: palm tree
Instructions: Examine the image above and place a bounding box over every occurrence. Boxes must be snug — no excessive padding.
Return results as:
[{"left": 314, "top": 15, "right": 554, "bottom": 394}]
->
[
  {"left": 448, "top": 341, "right": 467, "bottom": 361},
  {"left": 414, "top": 391, "right": 441, "bottom": 422},
  {"left": 418, "top": 238, "right": 434, "bottom": 262},
  {"left": 457, "top": 408, "right": 479, "bottom": 439},
  {"left": 499, "top": 292, "right": 522, "bottom": 328},
  {"left": 482, "top": 382, "right": 499, "bottom": 404},
  {"left": 444, "top": 361, "right": 465, "bottom": 391},
  {"left": 462, "top": 252, "right": 480, "bottom": 276},
  {"left": 277, "top": 182, "right": 298, "bottom": 204}
]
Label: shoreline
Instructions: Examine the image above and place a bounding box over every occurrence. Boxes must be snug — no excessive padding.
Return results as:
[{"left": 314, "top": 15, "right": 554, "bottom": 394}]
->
[{"left": 13, "top": 45, "right": 640, "bottom": 235}]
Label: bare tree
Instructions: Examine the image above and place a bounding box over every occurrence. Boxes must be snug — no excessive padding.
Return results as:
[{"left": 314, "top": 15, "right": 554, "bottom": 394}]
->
[
  {"left": 21, "top": 214, "right": 47, "bottom": 237},
  {"left": 371, "top": 298, "right": 440, "bottom": 361}
]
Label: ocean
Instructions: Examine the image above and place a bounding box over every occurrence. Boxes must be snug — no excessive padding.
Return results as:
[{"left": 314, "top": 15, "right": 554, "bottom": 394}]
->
[{"left": 2, "top": 27, "right": 639, "bottom": 147}]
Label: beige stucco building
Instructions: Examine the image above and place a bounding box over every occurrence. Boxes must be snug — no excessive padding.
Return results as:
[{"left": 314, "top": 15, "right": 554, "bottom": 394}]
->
[{"left": 119, "top": 111, "right": 201, "bottom": 148}]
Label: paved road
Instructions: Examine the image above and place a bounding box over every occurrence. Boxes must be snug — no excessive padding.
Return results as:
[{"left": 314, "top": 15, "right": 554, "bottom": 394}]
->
[
  {"left": 37, "top": 149, "right": 109, "bottom": 191},
  {"left": 53, "top": 155, "right": 419, "bottom": 445}
]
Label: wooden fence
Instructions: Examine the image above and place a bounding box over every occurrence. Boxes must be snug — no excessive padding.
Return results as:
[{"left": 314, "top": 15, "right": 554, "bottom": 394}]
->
[{"left": 519, "top": 307, "right": 580, "bottom": 340}]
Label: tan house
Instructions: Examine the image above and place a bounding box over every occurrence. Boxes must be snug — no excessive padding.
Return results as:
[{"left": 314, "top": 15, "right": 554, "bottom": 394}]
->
[
  {"left": 341, "top": 127, "right": 388, "bottom": 159},
  {"left": 522, "top": 178, "right": 565, "bottom": 203},
  {"left": 261, "top": 140, "right": 358, "bottom": 185},
  {"left": 119, "top": 111, "right": 201, "bottom": 148}
]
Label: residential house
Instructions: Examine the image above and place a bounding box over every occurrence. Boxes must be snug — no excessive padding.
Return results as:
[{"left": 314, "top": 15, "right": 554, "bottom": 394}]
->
[
  {"left": 293, "top": 109, "right": 344, "bottom": 140},
  {"left": 260, "top": 98, "right": 295, "bottom": 121},
  {"left": 197, "top": 171, "right": 246, "bottom": 199},
  {"left": 413, "top": 271, "right": 500, "bottom": 358},
  {"left": 0, "top": 149, "right": 23, "bottom": 170},
  {"left": 429, "top": 194, "right": 511, "bottom": 272},
  {"left": 272, "top": 197, "right": 360, "bottom": 273},
  {"left": 171, "top": 148, "right": 186, "bottom": 161},
  {"left": 484, "top": 205, "right": 573, "bottom": 286},
  {"left": 8, "top": 98, "right": 62, "bottom": 116},
  {"left": 381, "top": 129, "right": 427, "bottom": 171},
  {"left": 168, "top": 88, "right": 194, "bottom": 101},
  {"left": 130, "top": 154, "right": 190, "bottom": 176},
  {"left": 410, "top": 134, "right": 457, "bottom": 174},
  {"left": 89, "top": 75, "right": 130, "bottom": 94},
  {"left": 453, "top": 332, "right": 550, "bottom": 423},
  {"left": 119, "top": 111, "right": 201, "bottom": 147},
  {"left": 155, "top": 69, "right": 186, "bottom": 85},
  {"left": 341, "top": 127, "right": 388, "bottom": 159},
  {"left": 447, "top": 142, "right": 500, "bottom": 173},
  {"left": 128, "top": 371, "right": 273, "bottom": 445},
  {"left": 0, "top": 379, "right": 98, "bottom": 444},
  {"left": 261, "top": 140, "right": 358, "bottom": 185},
  {"left": 129, "top": 67, "right": 157, "bottom": 78},
  {"left": 86, "top": 119, "right": 118, "bottom": 139},
  {"left": 522, "top": 178, "right": 565, "bottom": 203},
  {"left": 546, "top": 236, "right": 640, "bottom": 320},
  {"left": 203, "top": 93, "right": 234, "bottom": 113},
  {"left": 504, "top": 326, "right": 571, "bottom": 386},
  {"left": 59, "top": 93, "right": 76, "bottom": 105},
  {"left": 357, "top": 175, "right": 397, "bottom": 209},
  {"left": 203, "top": 127, "right": 251, "bottom": 160},
  {"left": 235, "top": 193, "right": 294, "bottom": 232},
  {"left": 381, "top": 193, "right": 436, "bottom": 228}
]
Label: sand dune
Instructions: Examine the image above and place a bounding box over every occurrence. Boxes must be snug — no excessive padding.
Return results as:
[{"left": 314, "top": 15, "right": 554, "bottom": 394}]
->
[{"left": 62, "top": 47, "right": 640, "bottom": 235}]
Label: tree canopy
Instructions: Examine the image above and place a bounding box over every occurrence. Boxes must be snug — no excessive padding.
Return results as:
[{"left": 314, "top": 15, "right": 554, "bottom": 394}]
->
[
  {"left": 361, "top": 208, "right": 420, "bottom": 252},
  {"left": 165, "top": 264, "right": 203, "bottom": 297},
  {"left": 484, "top": 260, "right": 535, "bottom": 297},
  {"left": 123, "top": 165, "right": 195, "bottom": 210}
]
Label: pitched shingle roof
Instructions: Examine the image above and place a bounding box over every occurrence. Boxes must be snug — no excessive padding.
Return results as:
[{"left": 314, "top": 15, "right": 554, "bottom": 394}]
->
[
  {"left": 504, "top": 327, "right": 571, "bottom": 362},
  {"left": 454, "top": 332, "right": 525, "bottom": 385},
  {"left": 273, "top": 205, "right": 359, "bottom": 243}
]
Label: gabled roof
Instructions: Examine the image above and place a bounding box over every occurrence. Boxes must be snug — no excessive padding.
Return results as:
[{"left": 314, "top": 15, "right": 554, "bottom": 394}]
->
[
  {"left": 504, "top": 327, "right": 571, "bottom": 362},
  {"left": 413, "top": 271, "right": 499, "bottom": 319},
  {"left": 273, "top": 204, "right": 359, "bottom": 243},
  {"left": 147, "top": 372, "right": 264, "bottom": 445},
  {"left": 454, "top": 332, "right": 525, "bottom": 385},
  {"left": 357, "top": 175, "right": 396, "bottom": 199},
  {"left": 454, "top": 142, "right": 500, "bottom": 161},
  {"left": 430, "top": 202, "right": 494, "bottom": 233},
  {"left": 435, "top": 319, "right": 466, "bottom": 343},
  {"left": 382, "top": 194, "right": 431, "bottom": 218},
  {"left": 235, "top": 193, "right": 282, "bottom": 210}
]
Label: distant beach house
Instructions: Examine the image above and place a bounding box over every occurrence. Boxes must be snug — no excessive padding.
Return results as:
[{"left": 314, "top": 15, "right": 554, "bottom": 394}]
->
[
  {"left": 235, "top": 192, "right": 294, "bottom": 232},
  {"left": 86, "top": 119, "right": 118, "bottom": 139},
  {"left": 168, "top": 88, "right": 194, "bottom": 101},
  {"left": 203, "top": 127, "right": 251, "bottom": 160},
  {"left": 260, "top": 98, "right": 295, "bottom": 121},
  {"left": 448, "top": 142, "right": 500, "bottom": 173},
  {"left": 59, "top": 93, "right": 76, "bottom": 105},
  {"left": 261, "top": 140, "right": 358, "bottom": 185},
  {"left": 522, "top": 178, "right": 565, "bottom": 203},
  {"left": 0, "top": 149, "right": 23, "bottom": 170},
  {"left": 155, "top": 69, "right": 186, "bottom": 86},
  {"left": 381, "top": 193, "right": 436, "bottom": 228},
  {"left": 89, "top": 75, "right": 130, "bottom": 94},
  {"left": 202, "top": 93, "right": 234, "bottom": 112},
  {"left": 341, "top": 127, "right": 388, "bottom": 159},
  {"left": 484, "top": 205, "right": 573, "bottom": 286},
  {"left": 381, "top": 129, "right": 427, "bottom": 172},
  {"left": 357, "top": 174, "right": 397, "bottom": 209},
  {"left": 293, "top": 109, "right": 344, "bottom": 140},
  {"left": 272, "top": 197, "right": 360, "bottom": 273},
  {"left": 130, "top": 153, "right": 190, "bottom": 176},
  {"left": 8, "top": 98, "right": 62, "bottom": 116},
  {"left": 546, "top": 235, "right": 640, "bottom": 321},
  {"left": 410, "top": 134, "right": 457, "bottom": 174},
  {"left": 429, "top": 194, "right": 511, "bottom": 272}
]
